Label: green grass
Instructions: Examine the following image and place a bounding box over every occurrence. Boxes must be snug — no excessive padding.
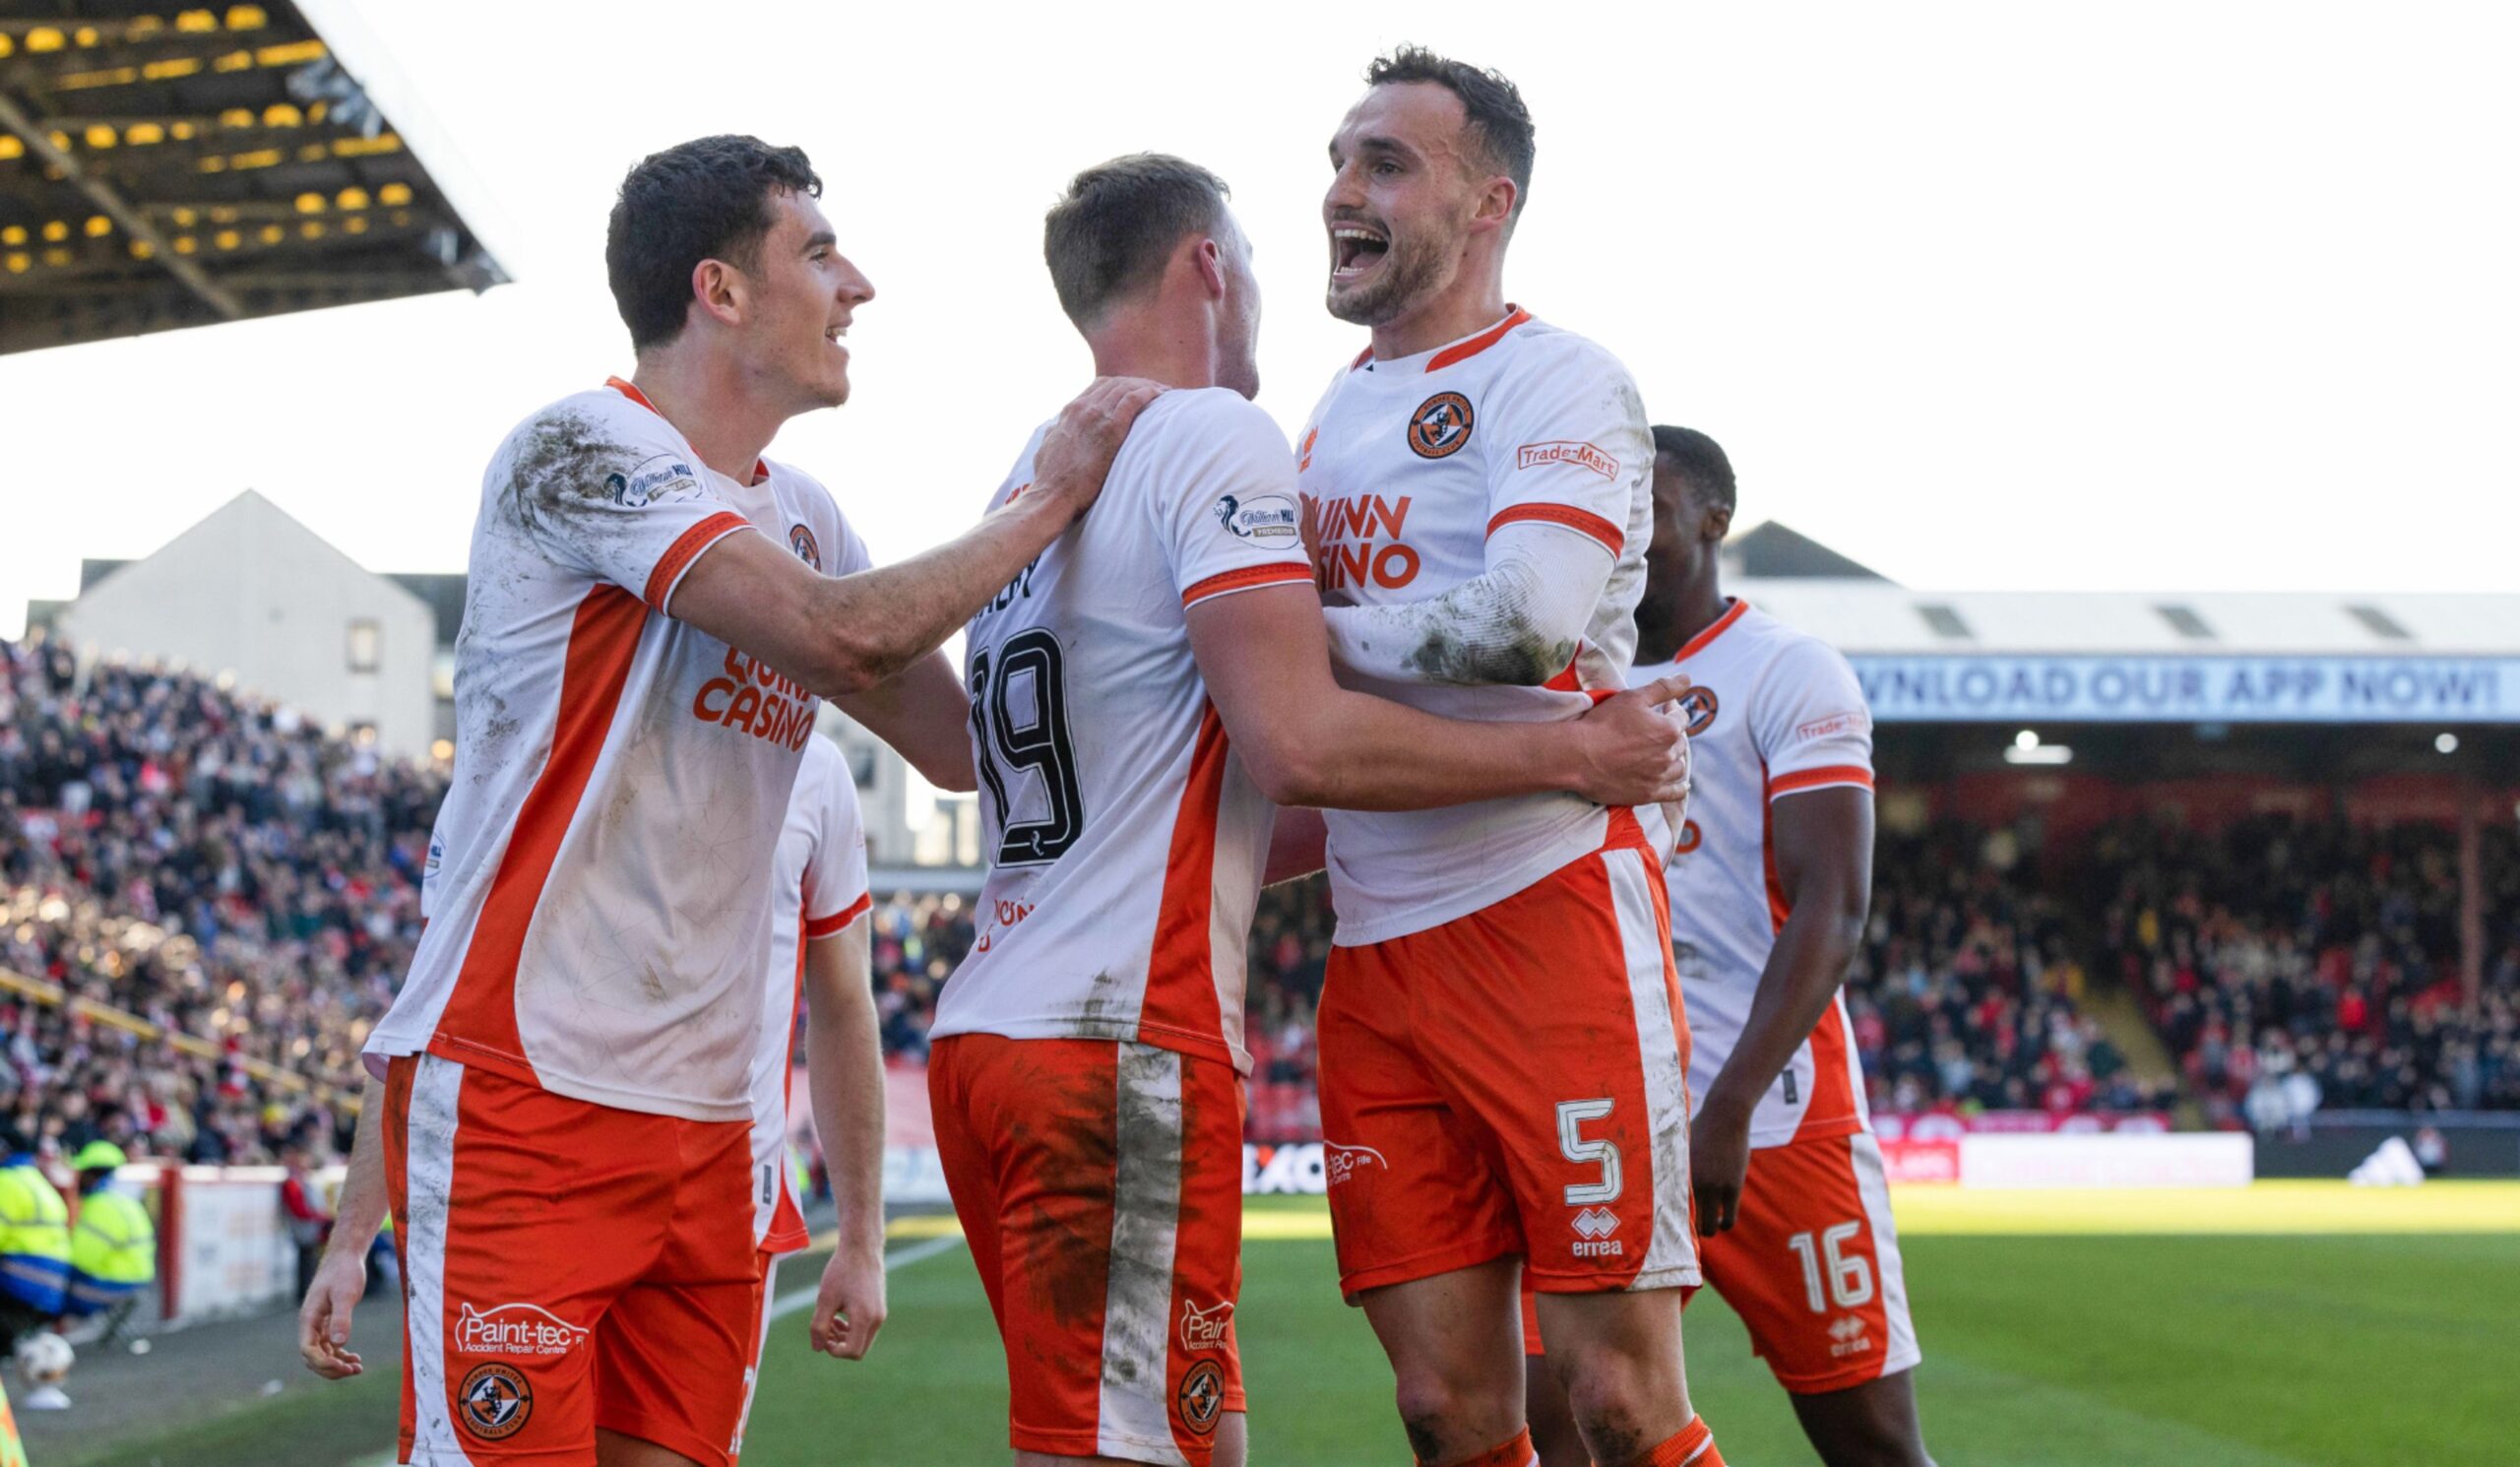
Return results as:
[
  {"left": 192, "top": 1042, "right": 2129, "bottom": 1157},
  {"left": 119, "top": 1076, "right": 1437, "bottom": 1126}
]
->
[
  {"left": 63, "top": 1193, "right": 2518, "bottom": 1466},
  {"left": 746, "top": 1202, "right": 2520, "bottom": 1466}
]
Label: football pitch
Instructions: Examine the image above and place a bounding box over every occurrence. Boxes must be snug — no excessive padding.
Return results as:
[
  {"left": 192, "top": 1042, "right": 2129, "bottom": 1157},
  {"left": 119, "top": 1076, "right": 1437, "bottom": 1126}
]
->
[{"left": 742, "top": 1185, "right": 2520, "bottom": 1467}]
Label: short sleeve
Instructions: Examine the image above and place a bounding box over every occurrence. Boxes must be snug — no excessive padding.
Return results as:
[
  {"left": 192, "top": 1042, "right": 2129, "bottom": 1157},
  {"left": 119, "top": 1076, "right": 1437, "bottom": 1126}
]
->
[
  {"left": 800, "top": 755, "right": 871, "bottom": 939},
  {"left": 1480, "top": 336, "right": 1653, "bottom": 560},
  {"left": 497, "top": 397, "right": 753, "bottom": 615},
  {"left": 1755, "top": 638, "right": 1876, "bottom": 799},
  {"left": 1158, "top": 393, "right": 1317, "bottom": 609}
]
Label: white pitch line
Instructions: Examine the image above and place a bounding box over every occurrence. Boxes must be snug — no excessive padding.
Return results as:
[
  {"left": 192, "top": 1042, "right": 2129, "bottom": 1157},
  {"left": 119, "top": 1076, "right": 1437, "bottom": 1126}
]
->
[{"left": 769, "top": 1233, "right": 965, "bottom": 1320}]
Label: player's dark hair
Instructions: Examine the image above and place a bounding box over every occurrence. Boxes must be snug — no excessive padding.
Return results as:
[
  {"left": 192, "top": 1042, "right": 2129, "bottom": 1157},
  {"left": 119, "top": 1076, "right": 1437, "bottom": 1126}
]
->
[
  {"left": 1365, "top": 45, "right": 1537, "bottom": 222},
  {"left": 606, "top": 134, "right": 823, "bottom": 351},
  {"left": 1654, "top": 425, "right": 1736, "bottom": 512},
  {"left": 1043, "top": 153, "right": 1231, "bottom": 329}
]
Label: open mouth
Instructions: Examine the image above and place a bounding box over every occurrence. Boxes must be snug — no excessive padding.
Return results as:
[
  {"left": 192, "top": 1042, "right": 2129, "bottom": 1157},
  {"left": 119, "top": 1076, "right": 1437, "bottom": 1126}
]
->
[
  {"left": 824, "top": 324, "right": 849, "bottom": 352},
  {"left": 1330, "top": 223, "right": 1388, "bottom": 285}
]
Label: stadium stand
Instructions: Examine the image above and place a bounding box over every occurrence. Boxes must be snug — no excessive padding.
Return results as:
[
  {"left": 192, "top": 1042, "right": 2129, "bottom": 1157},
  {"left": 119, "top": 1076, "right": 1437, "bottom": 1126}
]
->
[
  {"left": 0, "top": 0, "right": 506, "bottom": 355},
  {"left": 2092, "top": 812, "right": 2520, "bottom": 1124},
  {"left": 0, "top": 635, "right": 419, "bottom": 1166},
  {"left": 7, "top": 632, "right": 2513, "bottom": 1172}
]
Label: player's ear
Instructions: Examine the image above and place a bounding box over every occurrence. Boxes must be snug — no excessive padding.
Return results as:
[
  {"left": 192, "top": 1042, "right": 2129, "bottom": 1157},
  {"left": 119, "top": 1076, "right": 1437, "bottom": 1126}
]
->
[
  {"left": 690, "top": 257, "right": 745, "bottom": 329},
  {"left": 1702, "top": 500, "right": 1733, "bottom": 542},
  {"left": 1193, "top": 237, "right": 1228, "bottom": 301},
  {"left": 1469, "top": 175, "right": 1517, "bottom": 234}
]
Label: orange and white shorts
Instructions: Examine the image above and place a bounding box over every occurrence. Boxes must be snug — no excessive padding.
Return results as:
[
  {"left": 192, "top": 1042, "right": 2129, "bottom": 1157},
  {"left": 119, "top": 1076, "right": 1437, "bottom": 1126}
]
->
[
  {"left": 384, "top": 1053, "right": 764, "bottom": 1466},
  {"left": 929, "top": 1035, "right": 1245, "bottom": 1467},
  {"left": 1318, "top": 821, "right": 1700, "bottom": 1302},
  {"left": 1522, "top": 1129, "right": 1921, "bottom": 1394}
]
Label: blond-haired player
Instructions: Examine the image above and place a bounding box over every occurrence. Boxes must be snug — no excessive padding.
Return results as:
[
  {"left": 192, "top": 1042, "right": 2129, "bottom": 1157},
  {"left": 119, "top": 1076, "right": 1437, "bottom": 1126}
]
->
[{"left": 927, "top": 153, "right": 1691, "bottom": 1467}]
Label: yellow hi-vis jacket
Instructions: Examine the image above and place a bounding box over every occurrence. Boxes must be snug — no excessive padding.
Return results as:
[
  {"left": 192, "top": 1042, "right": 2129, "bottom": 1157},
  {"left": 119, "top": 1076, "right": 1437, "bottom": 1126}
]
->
[
  {"left": 0, "top": 1165, "right": 69, "bottom": 1315},
  {"left": 67, "top": 1185, "right": 155, "bottom": 1310}
]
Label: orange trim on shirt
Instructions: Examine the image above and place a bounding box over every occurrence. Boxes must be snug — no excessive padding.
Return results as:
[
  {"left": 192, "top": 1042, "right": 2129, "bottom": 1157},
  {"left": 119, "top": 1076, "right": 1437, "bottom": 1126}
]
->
[
  {"left": 1486, "top": 501, "right": 1623, "bottom": 553},
  {"left": 1543, "top": 647, "right": 1584, "bottom": 692},
  {"left": 804, "top": 891, "right": 872, "bottom": 940},
  {"left": 1426, "top": 306, "right": 1532, "bottom": 371},
  {"left": 430, "top": 585, "right": 648, "bottom": 1080},
  {"left": 1138, "top": 704, "right": 1229, "bottom": 1051},
  {"left": 1675, "top": 599, "right": 1751, "bottom": 662},
  {"left": 1180, "top": 562, "right": 1314, "bottom": 607},
  {"left": 1349, "top": 345, "right": 1375, "bottom": 372},
  {"left": 1768, "top": 765, "right": 1874, "bottom": 798},
  {"left": 643, "top": 511, "right": 749, "bottom": 613},
  {"left": 606, "top": 377, "right": 768, "bottom": 487}
]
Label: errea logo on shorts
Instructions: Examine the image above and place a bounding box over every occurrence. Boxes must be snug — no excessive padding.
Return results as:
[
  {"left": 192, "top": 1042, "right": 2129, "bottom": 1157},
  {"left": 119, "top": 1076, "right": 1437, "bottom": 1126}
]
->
[
  {"left": 456, "top": 1301, "right": 592, "bottom": 1358},
  {"left": 1516, "top": 440, "right": 1621, "bottom": 480},
  {"left": 1179, "top": 1300, "right": 1234, "bottom": 1353},
  {"left": 1324, "top": 1141, "right": 1387, "bottom": 1188},
  {"left": 1828, "top": 1315, "right": 1874, "bottom": 1358},
  {"left": 1571, "top": 1206, "right": 1624, "bottom": 1258}
]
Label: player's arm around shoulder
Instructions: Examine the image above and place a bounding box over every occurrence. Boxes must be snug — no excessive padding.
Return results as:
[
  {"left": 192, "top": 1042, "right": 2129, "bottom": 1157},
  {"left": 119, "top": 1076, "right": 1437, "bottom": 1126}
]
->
[{"left": 670, "top": 376, "right": 1163, "bottom": 699}]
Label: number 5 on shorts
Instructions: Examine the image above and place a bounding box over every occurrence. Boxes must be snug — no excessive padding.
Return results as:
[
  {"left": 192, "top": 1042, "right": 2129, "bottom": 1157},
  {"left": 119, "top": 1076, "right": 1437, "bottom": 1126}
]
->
[
  {"left": 1787, "top": 1223, "right": 1874, "bottom": 1312},
  {"left": 1555, "top": 1099, "right": 1621, "bottom": 1205}
]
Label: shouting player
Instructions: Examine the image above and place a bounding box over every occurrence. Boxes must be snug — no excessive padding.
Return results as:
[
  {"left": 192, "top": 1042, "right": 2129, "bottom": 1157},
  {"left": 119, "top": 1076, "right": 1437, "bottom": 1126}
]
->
[
  {"left": 925, "top": 155, "right": 1692, "bottom": 1467},
  {"left": 1292, "top": 49, "right": 1725, "bottom": 1467},
  {"left": 295, "top": 135, "right": 1157, "bottom": 1467},
  {"left": 731, "top": 732, "right": 881, "bottom": 1459},
  {"left": 1526, "top": 427, "right": 1931, "bottom": 1467}
]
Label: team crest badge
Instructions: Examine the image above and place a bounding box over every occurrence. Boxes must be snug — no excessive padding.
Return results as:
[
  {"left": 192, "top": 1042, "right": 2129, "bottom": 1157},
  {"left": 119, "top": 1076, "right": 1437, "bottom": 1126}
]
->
[
  {"left": 788, "top": 523, "right": 821, "bottom": 568},
  {"left": 1176, "top": 1359, "right": 1227, "bottom": 1435},
  {"left": 1407, "top": 392, "right": 1475, "bottom": 459},
  {"left": 1678, "top": 684, "right": 1719, "bottom": 735},
  {"left": 458, "top": 1363, "right": 533, "bottom": 1440}
]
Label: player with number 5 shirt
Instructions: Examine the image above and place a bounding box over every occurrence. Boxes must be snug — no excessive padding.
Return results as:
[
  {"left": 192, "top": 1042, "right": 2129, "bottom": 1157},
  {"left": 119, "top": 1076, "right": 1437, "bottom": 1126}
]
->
[{"left": 1523, "top": 427, "right": 1932, "bottom": 1467}]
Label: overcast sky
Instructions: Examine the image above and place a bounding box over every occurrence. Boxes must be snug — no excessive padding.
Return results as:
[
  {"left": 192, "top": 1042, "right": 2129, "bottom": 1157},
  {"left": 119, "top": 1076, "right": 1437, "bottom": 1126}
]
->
[{"left": 6, "top": 1, "right": 2516, "bottom": 641}]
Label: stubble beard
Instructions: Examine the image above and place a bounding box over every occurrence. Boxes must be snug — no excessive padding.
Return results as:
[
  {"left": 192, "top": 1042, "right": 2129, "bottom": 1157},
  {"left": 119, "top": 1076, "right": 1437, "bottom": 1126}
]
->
[{"left": 1325, "top": 230, "right": 1446, "bottom": 328}]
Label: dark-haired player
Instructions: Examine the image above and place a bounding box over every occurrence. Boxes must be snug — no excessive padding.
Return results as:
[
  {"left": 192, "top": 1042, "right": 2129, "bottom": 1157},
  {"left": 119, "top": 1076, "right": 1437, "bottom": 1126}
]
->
[
  {"left": 1288, "top": 48, "right": 1725, "bottom": 1467},
  {"left": 295, "top": 134, "right": 1158, "bottom": 1467},
  {"left": 927, "top": 153, "right": 1691, "bottom": 1467},
  {"left": 1527, "top": 428, "right": 1932, "bottom": 1467}
]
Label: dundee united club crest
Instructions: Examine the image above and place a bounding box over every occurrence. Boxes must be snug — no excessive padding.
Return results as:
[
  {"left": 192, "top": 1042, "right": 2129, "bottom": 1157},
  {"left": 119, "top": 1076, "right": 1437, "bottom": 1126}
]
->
[
  {"left": 788, "top": 522, "right": 821, "bottom": 569},
  {"left": 1678, "top": 684, "right": 1719, "bottom": 735},
  {"left": 1177, "top": 1359, "right": 1226, "bottom": 1435},
  {"left": 458, "top": 1363, "right": 534, "bottom": 1441},
  {"left": 1408, "top": 392, "right": 1475, "bottom": 459}
]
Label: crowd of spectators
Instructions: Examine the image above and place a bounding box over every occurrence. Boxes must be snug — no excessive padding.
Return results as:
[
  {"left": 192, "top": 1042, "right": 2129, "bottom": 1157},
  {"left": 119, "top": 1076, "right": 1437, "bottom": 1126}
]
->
[
  {"left": 1846, "top": 821, "right": 2172, "bottom": 1120},
  {"left": 1, "top": 636, "right": 424, "bottom": 1168},
  {"left": 11, "top": 631, "right": 2519, "bottom": 1164},
  {"left": 2092, "top": 813, "right": 2520, "bottom": 1126}
]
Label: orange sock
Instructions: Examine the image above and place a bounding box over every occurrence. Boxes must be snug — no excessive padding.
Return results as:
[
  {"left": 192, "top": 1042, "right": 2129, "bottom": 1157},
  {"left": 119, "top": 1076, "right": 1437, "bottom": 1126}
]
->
[
  {"left": 1623, "top": 1415, "right": 1722, "bottom": 1467},
  {"left": 1422, "top": 1427, "right": 1538, "bottom": 1467}
]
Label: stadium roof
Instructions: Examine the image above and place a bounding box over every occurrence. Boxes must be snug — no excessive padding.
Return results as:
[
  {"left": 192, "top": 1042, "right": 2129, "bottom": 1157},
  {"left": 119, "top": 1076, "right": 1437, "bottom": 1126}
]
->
[
  {"left": 1737, "top": 583, "right": 2520, "bottom": 656},
  {"left": 0, "top": 0, "right": 506, "bottom": 354}
]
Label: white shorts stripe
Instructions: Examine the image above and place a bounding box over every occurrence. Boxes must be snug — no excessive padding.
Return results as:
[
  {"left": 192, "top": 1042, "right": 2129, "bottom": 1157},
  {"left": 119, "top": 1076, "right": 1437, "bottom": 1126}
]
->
[
  {"left": 1848, "top": 1131, "right": 1922, "bottom": 1375},
  {"left": 732, "top": 1252, "right": 779, "bottom": 1456},
  {"left": 1097, "top": 1043, "right": 1189, "bottom": 1466},
  {"left": 1603, "top": 850, "right": 1700, "bottom": 1290},
  {"left": 404, "top": 1054, "right": 476, "bottom": 1467}
]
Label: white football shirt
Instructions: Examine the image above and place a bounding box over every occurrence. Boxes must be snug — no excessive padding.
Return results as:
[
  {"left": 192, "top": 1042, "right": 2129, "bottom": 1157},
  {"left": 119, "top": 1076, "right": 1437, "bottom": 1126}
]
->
[
  {"left": 1296, "top": 309, "right": 1655, "bottom": 945},
  {"left": 1634, "top": 600, "right": 1876, "bottom": 1148},
  {"left": 365, "top": 378, "right": 867, "bottom": 1123},
  {"left": 926, "top": 388, "right": 1315, "bottom": 1073},
  {"left": 752, "top": 734, "right": 870, "bottom": 1253}
]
